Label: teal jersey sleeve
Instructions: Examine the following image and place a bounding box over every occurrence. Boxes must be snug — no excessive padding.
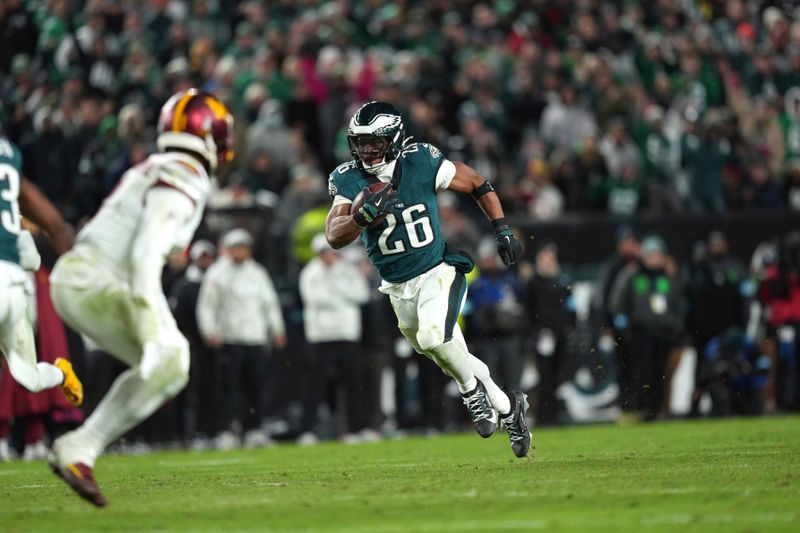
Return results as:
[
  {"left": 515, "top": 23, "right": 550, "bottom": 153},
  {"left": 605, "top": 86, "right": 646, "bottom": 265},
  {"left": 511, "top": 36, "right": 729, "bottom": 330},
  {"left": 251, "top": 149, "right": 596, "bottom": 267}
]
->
[
  {"left": 398, "top": 143, "right": 445, "bottom": 193},
  {"left": 328, "top": 160, "right": 364, "bottom": 201},
  {"left": 0, "top": 138, "right": 23, "bottom": 265}
]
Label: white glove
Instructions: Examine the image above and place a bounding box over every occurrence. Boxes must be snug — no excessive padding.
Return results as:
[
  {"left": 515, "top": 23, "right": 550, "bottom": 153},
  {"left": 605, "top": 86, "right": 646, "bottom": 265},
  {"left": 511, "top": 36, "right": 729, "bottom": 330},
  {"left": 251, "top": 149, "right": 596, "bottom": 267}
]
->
[{"left": 17, "top": 230, "right": 41, "bottom": 272}]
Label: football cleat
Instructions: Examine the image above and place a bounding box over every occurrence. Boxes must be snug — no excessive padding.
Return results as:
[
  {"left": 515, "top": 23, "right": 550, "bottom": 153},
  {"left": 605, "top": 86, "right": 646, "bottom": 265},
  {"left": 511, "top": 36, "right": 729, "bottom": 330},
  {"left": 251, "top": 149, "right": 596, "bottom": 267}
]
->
[
  {"left": 49, "top": 460, "right": 107, "bottom": 507},
  {"left": 462, "top": 381, "right": 498, "bottom": 438},
  {"left": 54, "top": 358, "right": 83, "bottom": 406},
  {"left": 500, "top": 389, "right": 532, "bottom": 458}
]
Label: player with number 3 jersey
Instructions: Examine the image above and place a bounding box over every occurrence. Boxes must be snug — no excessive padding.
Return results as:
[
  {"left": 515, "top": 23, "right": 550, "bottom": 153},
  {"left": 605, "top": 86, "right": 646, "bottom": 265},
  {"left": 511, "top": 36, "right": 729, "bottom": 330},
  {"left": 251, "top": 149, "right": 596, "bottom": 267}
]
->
[
  {"left": 326, "top": 102, "right": 531, "bottom": 458},
  {"left": 0, "top": 135, "right": 82, "bottom": 413}
]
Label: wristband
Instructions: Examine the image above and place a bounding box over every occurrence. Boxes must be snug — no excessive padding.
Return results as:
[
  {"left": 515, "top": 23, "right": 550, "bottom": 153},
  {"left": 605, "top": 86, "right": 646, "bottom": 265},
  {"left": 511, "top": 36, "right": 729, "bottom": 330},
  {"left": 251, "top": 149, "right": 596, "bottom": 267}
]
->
[
  {"left": 491, "top": 218, "right": 508, "bottom": 231},
  {"left": 352, "top": 209, "right": 370, "bottom": 228}
]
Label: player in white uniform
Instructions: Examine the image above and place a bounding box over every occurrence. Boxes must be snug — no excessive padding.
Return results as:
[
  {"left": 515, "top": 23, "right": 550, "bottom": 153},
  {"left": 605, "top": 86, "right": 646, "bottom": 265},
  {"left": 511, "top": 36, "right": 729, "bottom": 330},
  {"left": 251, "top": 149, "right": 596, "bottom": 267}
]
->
[{"left": 47, "top": 89, "right": 234, "bottom": 507}]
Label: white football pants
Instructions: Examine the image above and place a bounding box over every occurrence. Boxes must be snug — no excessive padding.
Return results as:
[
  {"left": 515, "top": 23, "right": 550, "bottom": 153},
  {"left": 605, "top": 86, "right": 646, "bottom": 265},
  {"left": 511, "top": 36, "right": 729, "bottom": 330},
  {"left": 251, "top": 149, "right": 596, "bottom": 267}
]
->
[
  {"left": 0, "top": 261, "right": 63, "bottom": 393},
  {"left": 384, "top": 263, "right": 511, "bottom": 414},
  {"left": 49, "top": 251, "right": 190, "bottom": 467}
]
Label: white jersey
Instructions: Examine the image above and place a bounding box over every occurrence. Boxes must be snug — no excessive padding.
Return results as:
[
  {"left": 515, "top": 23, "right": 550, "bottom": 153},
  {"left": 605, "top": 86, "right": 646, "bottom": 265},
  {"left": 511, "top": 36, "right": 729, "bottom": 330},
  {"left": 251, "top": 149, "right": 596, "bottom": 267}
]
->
[{"left": 72, "top": 152, "right": 210, "bottom": 282}]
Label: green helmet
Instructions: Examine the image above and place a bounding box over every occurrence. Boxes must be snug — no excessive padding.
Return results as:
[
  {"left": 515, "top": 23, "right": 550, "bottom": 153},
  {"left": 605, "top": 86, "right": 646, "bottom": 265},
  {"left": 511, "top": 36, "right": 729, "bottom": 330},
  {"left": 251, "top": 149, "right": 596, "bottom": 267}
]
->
[{"left": 347, "top": 101, "right": 405, "bottom": 175}]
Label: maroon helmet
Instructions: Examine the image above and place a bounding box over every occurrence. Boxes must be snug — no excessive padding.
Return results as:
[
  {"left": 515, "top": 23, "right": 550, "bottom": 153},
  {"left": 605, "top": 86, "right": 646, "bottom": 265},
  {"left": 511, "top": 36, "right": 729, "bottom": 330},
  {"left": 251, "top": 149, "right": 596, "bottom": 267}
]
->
[{"left": 156, "top": 88, "right": 234, "bottom": 171}]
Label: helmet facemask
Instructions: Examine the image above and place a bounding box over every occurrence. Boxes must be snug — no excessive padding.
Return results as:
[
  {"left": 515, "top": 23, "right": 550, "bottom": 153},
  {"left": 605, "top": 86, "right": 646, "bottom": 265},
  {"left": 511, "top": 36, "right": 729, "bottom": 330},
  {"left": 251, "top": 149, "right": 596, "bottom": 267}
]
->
[
  {"left": 348, "top": 134, "right": 392, "bottom": 175},
  {"left": 210, "top": 113, "right": 235, "bottom": 171},
  {"left": 347, "top": 101, "right": 405, "bottom": 175}
]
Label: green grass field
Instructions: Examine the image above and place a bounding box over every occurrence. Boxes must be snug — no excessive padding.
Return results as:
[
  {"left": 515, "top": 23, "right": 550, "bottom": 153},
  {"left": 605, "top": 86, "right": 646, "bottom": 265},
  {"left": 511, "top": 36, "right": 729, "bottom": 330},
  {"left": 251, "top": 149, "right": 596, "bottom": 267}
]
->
[{"left": 1, "top": 417, "right": 798, "bottom": 532}]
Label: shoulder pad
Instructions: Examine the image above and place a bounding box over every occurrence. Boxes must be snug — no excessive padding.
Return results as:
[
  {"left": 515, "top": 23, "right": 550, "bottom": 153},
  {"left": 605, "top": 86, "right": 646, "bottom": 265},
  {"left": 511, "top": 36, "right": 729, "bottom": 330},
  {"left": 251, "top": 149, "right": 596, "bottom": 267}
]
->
[
  {"left": 152, "top": 156, "right": 210, "bottom": 205},
  {"left": 331, "top": 160, "right": 360, "bottom": 177},
  {"left": 401, "top": 142, "right": 442, "bottom": 160},
  {"left": 328, "top": 160, "right": 362, "bottom": 200},
  {"left": 0, "top": 138, "right": 22, "bottom": 168}
]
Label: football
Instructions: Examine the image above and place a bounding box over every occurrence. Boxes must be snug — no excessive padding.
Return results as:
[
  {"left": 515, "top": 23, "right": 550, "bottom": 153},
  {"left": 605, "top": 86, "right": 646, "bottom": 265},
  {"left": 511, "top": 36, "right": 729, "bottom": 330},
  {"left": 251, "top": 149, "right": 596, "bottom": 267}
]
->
[{"left": 351, "top": 181, "right": 393, "bottom": 228}]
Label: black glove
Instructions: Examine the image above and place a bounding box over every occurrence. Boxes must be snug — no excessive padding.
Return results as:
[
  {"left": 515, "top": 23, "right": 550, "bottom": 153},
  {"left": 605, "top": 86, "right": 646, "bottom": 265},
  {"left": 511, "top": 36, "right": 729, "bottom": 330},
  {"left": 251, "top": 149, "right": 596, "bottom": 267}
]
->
[
  {"left": 354, "top": 186, "right": 399, "bottom": 226},
  {"left": 495, "top": 224, "right": 521, "bottom": 265}
]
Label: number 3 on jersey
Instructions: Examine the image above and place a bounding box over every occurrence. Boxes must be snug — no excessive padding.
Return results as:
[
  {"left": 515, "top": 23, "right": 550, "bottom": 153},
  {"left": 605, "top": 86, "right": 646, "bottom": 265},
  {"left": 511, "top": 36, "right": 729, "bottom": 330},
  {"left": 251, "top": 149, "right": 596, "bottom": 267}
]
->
[
  {"left": 378, "top": 204, "right": 434, "bottom": 255},
  {"left": 0, "top": 162, "right": 21, "bottom": 234}
]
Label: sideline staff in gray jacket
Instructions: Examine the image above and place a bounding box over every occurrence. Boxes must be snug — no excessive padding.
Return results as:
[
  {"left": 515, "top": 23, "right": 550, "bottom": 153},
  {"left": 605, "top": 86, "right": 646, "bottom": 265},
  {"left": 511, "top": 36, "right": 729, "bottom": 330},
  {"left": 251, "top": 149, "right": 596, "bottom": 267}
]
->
[
  {"left": 297, "top": 234, "right": 369, "bottom": 443},
  {"left": 197, "top": 228, "right": 286, "bottom": 448}
]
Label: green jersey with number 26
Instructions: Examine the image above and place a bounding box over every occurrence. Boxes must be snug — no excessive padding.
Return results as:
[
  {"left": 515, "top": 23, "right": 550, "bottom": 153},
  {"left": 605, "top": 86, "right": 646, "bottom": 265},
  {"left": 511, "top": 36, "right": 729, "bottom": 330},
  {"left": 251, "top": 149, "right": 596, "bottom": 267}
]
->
[
  {"left": 329, "top": 143, "right": 445, "bottom": 283},
  {"left": 0, "top": 137, "right": 22, "bottom": 265}
]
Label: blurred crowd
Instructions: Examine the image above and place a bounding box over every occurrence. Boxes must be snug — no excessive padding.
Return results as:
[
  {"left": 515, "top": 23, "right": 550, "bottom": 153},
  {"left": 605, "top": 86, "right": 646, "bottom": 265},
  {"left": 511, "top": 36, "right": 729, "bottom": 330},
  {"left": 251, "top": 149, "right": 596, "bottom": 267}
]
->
[
  {"left": 4, "top": 0, "right": 800, "bottom": 225},
  {"left": 3, "top": 0, "right": 800, "bottom": 457}
]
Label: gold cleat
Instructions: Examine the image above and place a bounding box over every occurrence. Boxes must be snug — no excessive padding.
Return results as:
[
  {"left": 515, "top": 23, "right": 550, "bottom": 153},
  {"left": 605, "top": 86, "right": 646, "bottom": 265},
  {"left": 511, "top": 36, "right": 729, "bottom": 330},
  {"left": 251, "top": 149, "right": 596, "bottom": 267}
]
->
[{"left": 54, "top": 358, "right": 83, "bottom": 406}]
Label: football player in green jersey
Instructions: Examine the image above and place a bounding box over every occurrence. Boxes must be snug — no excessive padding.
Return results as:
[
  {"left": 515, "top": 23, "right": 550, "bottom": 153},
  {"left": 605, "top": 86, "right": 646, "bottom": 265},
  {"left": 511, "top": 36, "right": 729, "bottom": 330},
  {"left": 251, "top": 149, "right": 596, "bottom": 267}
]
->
[
  {"left": 326, "top": 102, "right": 530, "bottom": 458},
  {"left": 0, "top": 135, "right": 82, "bottom": 408}
]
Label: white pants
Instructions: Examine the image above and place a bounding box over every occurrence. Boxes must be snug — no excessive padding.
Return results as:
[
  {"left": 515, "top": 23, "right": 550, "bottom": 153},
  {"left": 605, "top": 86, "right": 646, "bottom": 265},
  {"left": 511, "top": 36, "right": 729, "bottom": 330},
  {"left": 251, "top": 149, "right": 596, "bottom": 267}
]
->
[
  {"left": 49, "top": 250, "right": 190, "bottom": 466},
  {"left": 382, "top": 263, "right": 467, "bottom": 353},
  {"left": 381, "top": 263, "right": 511, "bottom": 414},
  {"left": 0, "top": 261, "right": 63, "bottom": 393}
]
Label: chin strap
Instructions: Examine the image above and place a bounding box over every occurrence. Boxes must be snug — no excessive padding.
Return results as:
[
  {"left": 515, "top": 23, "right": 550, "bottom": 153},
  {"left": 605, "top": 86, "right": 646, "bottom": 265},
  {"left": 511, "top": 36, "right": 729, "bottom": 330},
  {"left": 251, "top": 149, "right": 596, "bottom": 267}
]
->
[{"left": 362, "top": 159, "right": 388, "bottom": 175}]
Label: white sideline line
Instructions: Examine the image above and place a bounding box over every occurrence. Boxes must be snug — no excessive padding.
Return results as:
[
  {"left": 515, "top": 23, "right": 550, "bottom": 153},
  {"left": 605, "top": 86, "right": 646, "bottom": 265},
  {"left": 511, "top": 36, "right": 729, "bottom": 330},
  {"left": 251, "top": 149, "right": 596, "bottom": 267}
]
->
[
  {"left": 11, "top": 483, "right": 53, "bottom": 489},
  {"left": 0, "top": 469, "right": 28, "bottom": 476},
  {"left": 220, "top": 482, "right": 288, "bottom": 488},
  {"left": 341, "top": 519, "right": 548, "bottom": 532},
  {"left": 329, "top": 512, "right": 798, "bottom": 533},
  {"left": 156, "top": 458, "right": 256, "bottom": 467},
  {"left": 642, "top": 514, "right": 692, "bottom": 525}
]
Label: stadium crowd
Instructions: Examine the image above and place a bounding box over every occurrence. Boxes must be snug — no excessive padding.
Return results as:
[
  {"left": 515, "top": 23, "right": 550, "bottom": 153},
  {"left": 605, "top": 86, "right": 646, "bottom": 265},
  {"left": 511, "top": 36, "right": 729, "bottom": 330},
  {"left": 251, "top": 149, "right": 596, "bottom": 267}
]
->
[{"left": 2, "top": 0, "right": 800, "bottom": 457}]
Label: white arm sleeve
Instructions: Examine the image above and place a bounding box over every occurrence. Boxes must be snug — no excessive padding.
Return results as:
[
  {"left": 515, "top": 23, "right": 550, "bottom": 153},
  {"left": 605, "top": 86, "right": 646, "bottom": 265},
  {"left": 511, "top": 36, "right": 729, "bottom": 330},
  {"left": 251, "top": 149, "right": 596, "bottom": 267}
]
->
[
  {"left": 130, "top": 187, "right": 195, "bottom": 340},
  {"left": 435, "top": 159, "right": 457, "bottom": 192}
]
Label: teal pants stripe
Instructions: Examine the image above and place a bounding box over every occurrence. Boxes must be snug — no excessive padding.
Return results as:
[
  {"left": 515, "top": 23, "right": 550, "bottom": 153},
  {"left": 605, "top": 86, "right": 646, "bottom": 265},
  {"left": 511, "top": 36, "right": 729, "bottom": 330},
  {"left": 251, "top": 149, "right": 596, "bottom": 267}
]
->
[{"left": 443, "top": 271, "right": 466, "bottom": 343}]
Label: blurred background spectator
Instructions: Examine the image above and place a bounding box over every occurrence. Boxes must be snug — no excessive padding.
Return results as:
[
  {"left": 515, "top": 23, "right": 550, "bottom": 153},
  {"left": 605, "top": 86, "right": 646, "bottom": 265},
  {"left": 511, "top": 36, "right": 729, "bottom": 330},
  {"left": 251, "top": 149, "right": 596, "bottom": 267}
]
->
[
  {"left": 3, "top": 0, "right": 800, "bottom": 456},
  {"left": 169, "top": 239, "right": 217, "bottom": 446},
  {"left": 197, "top": 228, "right": 286, "bottom": 450},
  {"left": 5, "top": 0, "right": 800, "bottom": 224},
  {"left": 465, "top": 238, "right": 525, "bottom": 398},
  {"left": 297, "top": 234, "right": 370, "bottom": 445},
  {"left": 610, "top": 236, "right": 686, "bottom": 421},
  {"left": 523, "top": 242, "right": 576, "bottom": 426}
]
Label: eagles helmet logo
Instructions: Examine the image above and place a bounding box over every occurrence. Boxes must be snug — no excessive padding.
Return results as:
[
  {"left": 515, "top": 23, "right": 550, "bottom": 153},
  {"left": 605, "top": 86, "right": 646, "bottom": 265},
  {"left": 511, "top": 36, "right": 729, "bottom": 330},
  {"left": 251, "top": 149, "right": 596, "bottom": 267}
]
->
[{"left": 370, "top": 115, "right": 402, "bottom": 135}]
